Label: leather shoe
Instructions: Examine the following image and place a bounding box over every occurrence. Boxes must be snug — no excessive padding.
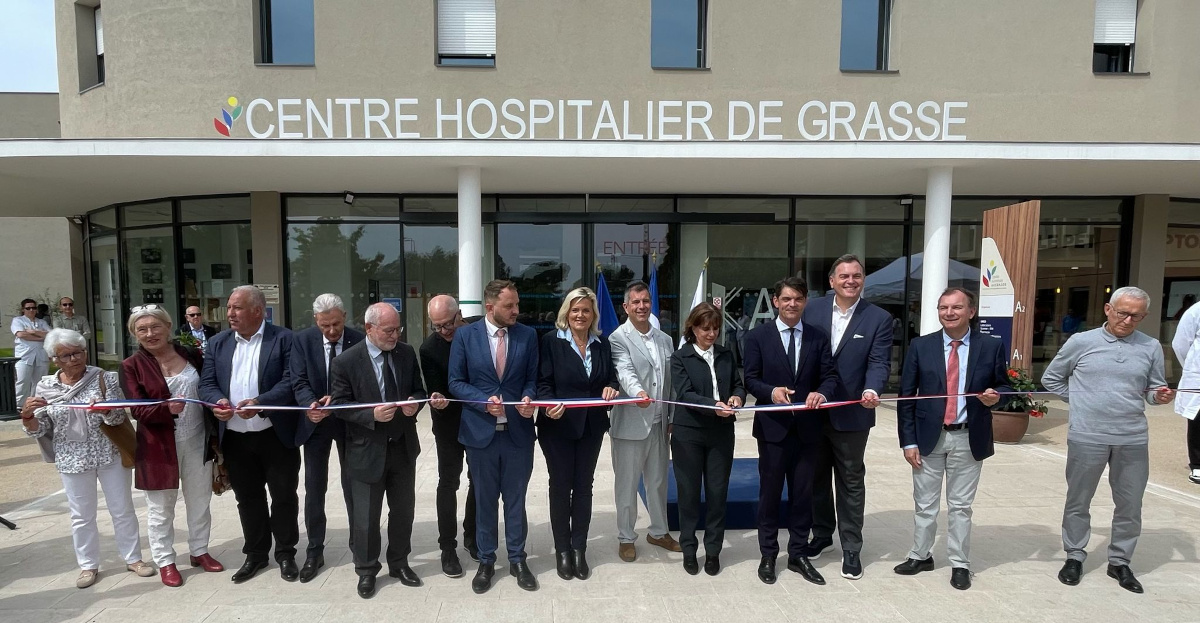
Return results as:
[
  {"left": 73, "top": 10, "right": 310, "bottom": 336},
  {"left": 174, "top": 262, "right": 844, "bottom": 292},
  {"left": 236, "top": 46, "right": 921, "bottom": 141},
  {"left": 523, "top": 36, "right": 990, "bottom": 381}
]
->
[
  {"left": 509, "top": 561, "right": 538, "bottom": 591},
  {"left": 893, "top": 556, "right": 934, "bottom": 575},
  {"left": 389, "top": 565, "right": 422, "bottom": 587},
  {"left": 646, "top": 533, "right": 683, "bottom": 552},
  {"left": 466, "top": 545, "right": 480, "bottom": 563},
  {"left": 618, "top": 542, "right": 637, "bottom": 562},
  {"left": 841, "top": 551, "right": 863, "bottom": 580},
  {"left": 441, "top": 550, "right": 464, "bottom": 578},
  {"left": 279, "top": 557, "right": 299, "bottom": 582},
  {"left": 1107, "top": 564, "right": 1144, "bottom": 594},
  {"left": 160, "top": 563, "right": 183, "bottom": 588},
  {"left": 298, "top": 555, "right": 324, "bottom": 583},
  {"left": 472, "top": 563, "right": 495, "bottom": 594},
  {"left": 787, "top": 556, "right": 825, "bottom": 585},
  {"left": 757, "top": 556, "right": 777, "bottom": 584},
  {"left": 555, "top": 551, "right": 575, "bottom": 581},
  {"left": 704, "top": 555, "right": 720, "bottom": 576},
  {"left": 571, "top": 549, "right": 590, "bottom": 580},
  {"left": 189, "top": 553, "right": 224, "bottom": 572},
  {"left": 357, "top": 575, "right": 376, "bottom": 599},
  {"left": 802, "top": 536, "right": 834, "bottom": 559},
  {"left": 231, "top": 559, "right": 268, "bottom": 584},
  {"left": 1058, "top": 559, "right": 1082, "bottom": 586},
  {"left": 950, "top": 567, "right": 972, "bottom": 590},
  {"left": 683, "top": 554, "right": 700, "bottom": 576}
]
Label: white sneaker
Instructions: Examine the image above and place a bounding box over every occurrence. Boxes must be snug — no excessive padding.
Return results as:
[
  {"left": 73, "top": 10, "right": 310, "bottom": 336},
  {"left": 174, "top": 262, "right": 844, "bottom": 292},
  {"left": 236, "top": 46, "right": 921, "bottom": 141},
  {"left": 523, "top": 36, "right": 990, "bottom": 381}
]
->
[{"left": 1190, "top": 468, "right": 1200, "bottom": 484}]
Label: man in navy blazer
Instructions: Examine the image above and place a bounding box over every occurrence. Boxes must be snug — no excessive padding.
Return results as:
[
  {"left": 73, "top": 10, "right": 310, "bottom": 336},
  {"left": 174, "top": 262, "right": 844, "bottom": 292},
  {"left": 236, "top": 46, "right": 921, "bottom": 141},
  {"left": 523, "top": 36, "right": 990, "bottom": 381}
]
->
[
  {"left": 894, "top": 287, "right": 1008, "bottom": 591},
  {"left": 290, "top": 293, "right": 365, "bottom": 582},
  {"left": 743, "top": 276, "right": 839, "bottom": 586},
  {"left": 198, "top": 285, "right": 301, "bottom": 584},
  {"left": 448, "top": 280, "right": 540, "bottom": 594},
  {"left": 800, "top": 254, "right": 893, "bottom": 580}
]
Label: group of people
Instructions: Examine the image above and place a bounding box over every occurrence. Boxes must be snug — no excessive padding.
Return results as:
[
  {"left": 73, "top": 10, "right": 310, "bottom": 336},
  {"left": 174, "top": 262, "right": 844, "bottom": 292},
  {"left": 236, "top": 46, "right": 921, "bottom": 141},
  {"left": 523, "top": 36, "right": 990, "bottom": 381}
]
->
[{"left": 13, "top": 253, "right": 1177, "bottom": 598}]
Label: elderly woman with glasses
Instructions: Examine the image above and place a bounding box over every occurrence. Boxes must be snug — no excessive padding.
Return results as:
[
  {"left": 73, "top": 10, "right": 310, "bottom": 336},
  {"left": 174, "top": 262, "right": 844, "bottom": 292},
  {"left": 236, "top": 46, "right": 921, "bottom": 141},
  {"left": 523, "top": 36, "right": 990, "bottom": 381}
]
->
[
  {"left": 120, "top": 304, "right": 223, "bottom": 587},
  {"left": 20, "top": 329, "right": 154, "bottom": 589},
  {"left": 536, "top": 287, "right": 621, "bottom": 581}
]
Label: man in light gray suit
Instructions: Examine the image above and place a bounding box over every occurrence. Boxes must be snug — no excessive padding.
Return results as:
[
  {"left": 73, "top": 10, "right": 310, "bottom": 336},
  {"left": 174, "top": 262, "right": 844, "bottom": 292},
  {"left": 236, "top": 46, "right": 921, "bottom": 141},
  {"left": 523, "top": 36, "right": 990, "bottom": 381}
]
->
[{"left": 609, "top": 281, "right": 682, "bottom": 562}]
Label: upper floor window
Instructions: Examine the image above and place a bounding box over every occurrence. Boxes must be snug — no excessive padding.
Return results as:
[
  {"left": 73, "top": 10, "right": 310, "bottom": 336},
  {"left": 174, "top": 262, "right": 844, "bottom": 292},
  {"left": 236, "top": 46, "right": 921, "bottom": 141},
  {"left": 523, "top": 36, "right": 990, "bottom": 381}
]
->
[
  {"left": 94, "top": 6, "right": 105, "bottom": 82},
  {"left": 1093, "top": 0, "right": 1136, "bottom": 73},
  {"left": 256, "top": 0, "right": 315, "bottom": 65},
  {"left": 840, "top": 0, "right": 892, "bottom": 71},
  {"left": 651, "top": 0, "right": 708, "bottom": 69},
  {"left": 75, "top": 3, "right": 104, "bottom": 91},
  {"left": 437, "top": 0, "right": 496, "bottom": 67}
]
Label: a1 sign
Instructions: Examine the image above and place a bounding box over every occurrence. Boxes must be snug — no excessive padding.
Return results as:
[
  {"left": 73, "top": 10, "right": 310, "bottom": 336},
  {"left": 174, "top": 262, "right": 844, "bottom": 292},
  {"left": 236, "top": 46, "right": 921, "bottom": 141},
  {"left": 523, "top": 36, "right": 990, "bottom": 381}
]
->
[{"left": 713, "top": 296, "right": 722, "bottom": 308}]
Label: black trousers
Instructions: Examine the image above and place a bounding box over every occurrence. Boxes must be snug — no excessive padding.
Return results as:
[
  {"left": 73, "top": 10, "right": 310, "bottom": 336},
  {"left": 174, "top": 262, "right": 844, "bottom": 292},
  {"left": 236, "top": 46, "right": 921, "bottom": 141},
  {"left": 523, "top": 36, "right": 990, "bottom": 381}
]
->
[
  {"left": 811, "top": 424, "right": 871, "bottom": 553},
  {"left": 1189, "top": 416, "right": 1200, "bottom": 470},
  {"left": 539, "top": 430, "right": 605, "bottom": 553},
  {"left": 434, "top": 426, "right": 477, "bottom": 553},
  {"left": 671, "top": 425, "right": 734, "bottom": 557},
  {"left": 221, "top": 429, "right": 301, "bottom": 563},
  {"left": 757, "top": 433, "right": 818, "bottom": 559},
  {"left": 349, "top": 438, "right": 417, "bottom": 577},
  {"left": 302, "top": 417, "right": 353, "bottom": 556}
]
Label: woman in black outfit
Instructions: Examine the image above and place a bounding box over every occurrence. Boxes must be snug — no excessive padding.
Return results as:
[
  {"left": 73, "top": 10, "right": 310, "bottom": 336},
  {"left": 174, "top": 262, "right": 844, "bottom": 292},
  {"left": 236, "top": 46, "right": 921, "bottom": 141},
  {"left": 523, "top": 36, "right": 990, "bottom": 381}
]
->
[
  {"left": 670, "top": 302, "right": 745, "bottom": 577},
  {"left": 537, "top": 287, "right": 620, "bottom": 581}
]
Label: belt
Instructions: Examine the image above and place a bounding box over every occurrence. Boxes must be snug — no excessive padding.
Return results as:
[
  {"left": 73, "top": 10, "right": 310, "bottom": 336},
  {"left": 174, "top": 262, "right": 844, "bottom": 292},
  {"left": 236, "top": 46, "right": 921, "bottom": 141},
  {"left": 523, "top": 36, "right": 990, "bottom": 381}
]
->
[
  {"left": 495, "top": 423, "right": 508, "bottom": 432},
  {"left": 942, "top": 422, "right": 968, "bottom": 432}
]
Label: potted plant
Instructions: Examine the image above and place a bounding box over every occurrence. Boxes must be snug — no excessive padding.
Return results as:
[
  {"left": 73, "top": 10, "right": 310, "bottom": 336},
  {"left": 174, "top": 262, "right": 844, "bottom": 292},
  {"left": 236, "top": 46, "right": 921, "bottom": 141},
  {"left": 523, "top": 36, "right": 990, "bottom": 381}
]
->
[{"left": 991, "top": 366, "right": 1048, "bottom": 444}]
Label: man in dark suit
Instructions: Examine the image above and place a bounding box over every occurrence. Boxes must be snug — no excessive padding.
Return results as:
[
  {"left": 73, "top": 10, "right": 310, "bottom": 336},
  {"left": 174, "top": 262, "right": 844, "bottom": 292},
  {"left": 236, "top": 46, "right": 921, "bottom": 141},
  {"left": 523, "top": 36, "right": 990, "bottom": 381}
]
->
[
  {"left": 419, "top": 294, "right": 477, "bottom": 577},
  {"left": 291, "top": 293, "right": 364, "bottom": 583},
  {"left": 328, "top": 302, "right": 442, "bottom": 599},
  {"left": 743, "top": 276, "right": 839, "bottom": 586},
  {"left": 198, "top": 285, "right": 300, "bottom": 584},
  {"left": 178, "top": 305, "right": 217, "bottom": 348},
  {"left": 448, "top": 279, "right": 540, "bottom": 594},
  {"left": 800, "top": 254, "right": 893, "bottom": 580},
  {"left": 894, "top": 287, "right": 1008, "bottom": 591}
]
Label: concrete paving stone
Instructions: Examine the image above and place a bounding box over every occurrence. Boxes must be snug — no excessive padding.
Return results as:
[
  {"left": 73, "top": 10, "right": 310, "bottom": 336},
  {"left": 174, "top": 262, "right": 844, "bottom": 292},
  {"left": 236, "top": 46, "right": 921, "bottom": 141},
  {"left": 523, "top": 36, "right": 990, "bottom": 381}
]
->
[
  {"left": 437, "top": 599, "right": 552, "bottom": 623},
  {"left": 772, "top": 594, "right": 910, "bottom": 623},
  {"left": 551, "top": 596, "right": 668, "bottom": 623},
  {"left": 0, "top": 608, "right": 102, "bottom": 623},
  {"left": 662, "top": 594, "right": 785, "bottom": 623},
  {"left": 202, "top": 604, "right": 332, "bottom": 622},
  {"left": 86, "top": 606, "right": 217, "bottom": 623},
  {"left": 318, "top": 600, "right": 443, "bottom": 622}
]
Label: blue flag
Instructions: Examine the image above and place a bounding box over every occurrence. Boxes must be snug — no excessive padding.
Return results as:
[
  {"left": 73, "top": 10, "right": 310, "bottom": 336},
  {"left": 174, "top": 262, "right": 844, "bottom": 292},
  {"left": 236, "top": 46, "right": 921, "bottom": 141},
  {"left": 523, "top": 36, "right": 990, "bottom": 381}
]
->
[
  {"left": 648, "top": 259, "right": 662, "bottom": 329},
  {"left": 595, "top": 271, "right": 621, "bottom": 337}
]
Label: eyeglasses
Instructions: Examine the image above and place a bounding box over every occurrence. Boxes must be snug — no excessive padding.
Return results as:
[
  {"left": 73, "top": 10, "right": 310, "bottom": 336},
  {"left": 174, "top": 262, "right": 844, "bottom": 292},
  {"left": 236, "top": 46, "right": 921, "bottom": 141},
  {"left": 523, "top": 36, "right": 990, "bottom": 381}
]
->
[
  {"left": 131, "top": 304, "right": 163, "bottom": 313},
  {"left": 185, "top": 313, "right": 202, "bottom": 318},
  {"left": 431, "top": 312, "right": 462, "bottom": 333},
  {"left": 60, "top": 303, "right": 74, "bottom": 308},
  {"left": 54, "top": 350, "right": 86, "bottom": 362},
  {"left": 375, "top": 326, "right": 402, "bottom": 336},
  {"left": 22, "top": 306, "right": 36, "bottom": 311},
  {"left": 1113, "top": 310, "right": 1147, "bottom": 322}
]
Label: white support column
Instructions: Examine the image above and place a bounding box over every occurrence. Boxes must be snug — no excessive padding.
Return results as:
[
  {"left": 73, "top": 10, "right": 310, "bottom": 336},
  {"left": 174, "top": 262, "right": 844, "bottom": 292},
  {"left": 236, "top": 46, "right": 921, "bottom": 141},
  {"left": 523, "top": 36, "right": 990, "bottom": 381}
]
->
[
  {"left": 920, "top": 167, "right": 953, "bottom": 335},
  {"left": 457, "top": 166, "right": 484, "bottom": 318}
]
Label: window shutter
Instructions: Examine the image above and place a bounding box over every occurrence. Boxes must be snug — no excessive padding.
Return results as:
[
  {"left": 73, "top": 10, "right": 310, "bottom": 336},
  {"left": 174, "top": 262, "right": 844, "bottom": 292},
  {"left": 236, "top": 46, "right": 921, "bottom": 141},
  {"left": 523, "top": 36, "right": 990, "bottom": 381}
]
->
[
  {"left": 95, "top": 6, "right": 104, "bottom": 55},
  {"left": 438, "top": 0, "right": 496, "bottom": 56},
  {"left": 1094, "top": 0, "right": 1136, "bottom": 45}
]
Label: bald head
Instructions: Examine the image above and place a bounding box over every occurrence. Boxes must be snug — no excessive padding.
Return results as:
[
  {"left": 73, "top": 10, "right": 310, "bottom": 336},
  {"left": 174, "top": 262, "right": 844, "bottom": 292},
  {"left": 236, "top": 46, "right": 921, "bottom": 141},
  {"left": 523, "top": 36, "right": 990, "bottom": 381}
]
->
[{"left": 428, "top": 294, "right": 465, "bottom": 342}]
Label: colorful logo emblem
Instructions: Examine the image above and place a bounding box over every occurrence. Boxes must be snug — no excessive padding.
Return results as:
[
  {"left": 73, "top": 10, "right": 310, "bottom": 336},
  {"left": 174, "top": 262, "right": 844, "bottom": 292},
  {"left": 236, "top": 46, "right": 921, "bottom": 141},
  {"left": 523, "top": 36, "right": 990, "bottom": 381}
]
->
[
  {"left": 982, "top": 260, "right": 998, "bottom": 288},
  {"left": 213, "top": 97, "right": 243, "bottom": 137}
]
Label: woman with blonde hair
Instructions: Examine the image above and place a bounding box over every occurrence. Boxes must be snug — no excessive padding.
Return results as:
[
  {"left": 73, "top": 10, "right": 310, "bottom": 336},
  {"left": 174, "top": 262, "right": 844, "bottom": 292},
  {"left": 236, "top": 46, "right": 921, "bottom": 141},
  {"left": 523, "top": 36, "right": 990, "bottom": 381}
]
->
[
  {"left": 536, "top": 287, "right": 620, "bottom": 581},
  {"left": 20, "top": 328, "right": 154, "bottom": 588},
  {"left": 120, "top": 304, "right": 223, "bottom": 587}
]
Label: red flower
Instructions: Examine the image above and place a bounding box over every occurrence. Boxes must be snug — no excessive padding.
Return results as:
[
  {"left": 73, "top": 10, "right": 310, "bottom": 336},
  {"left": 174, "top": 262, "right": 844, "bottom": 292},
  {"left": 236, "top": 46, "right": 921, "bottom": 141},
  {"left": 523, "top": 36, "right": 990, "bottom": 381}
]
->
[
  {"left": 1007, "top": 369, "right": 1019, "bottom": 379},
  {"left": 1030, "top": 410, "right": 1043, "bottom": 418}
]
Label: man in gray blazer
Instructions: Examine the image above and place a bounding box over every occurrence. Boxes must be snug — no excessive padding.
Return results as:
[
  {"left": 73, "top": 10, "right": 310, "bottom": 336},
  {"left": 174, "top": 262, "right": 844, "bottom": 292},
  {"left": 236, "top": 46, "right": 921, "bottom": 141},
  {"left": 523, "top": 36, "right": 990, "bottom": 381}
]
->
[{"left": 609, "top": 281, "right": 682, "bottom": 562}]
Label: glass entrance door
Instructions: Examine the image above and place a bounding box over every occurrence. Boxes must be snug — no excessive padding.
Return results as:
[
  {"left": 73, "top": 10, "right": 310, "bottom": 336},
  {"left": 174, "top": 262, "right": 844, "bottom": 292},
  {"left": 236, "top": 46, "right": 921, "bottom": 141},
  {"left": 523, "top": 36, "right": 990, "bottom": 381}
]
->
[
  {"left": 496, "top": 224, "right": 584, "bottom": 334},
  {"left": 593, "top": 223, "right": 679, "bottom": 337}
]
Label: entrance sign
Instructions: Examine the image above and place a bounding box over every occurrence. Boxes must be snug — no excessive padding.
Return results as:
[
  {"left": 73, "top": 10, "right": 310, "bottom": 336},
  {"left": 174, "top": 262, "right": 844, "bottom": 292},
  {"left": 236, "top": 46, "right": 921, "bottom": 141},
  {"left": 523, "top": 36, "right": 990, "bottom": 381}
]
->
[{"left": 979, "top": 201, "right": 1041, "bottom": 369}]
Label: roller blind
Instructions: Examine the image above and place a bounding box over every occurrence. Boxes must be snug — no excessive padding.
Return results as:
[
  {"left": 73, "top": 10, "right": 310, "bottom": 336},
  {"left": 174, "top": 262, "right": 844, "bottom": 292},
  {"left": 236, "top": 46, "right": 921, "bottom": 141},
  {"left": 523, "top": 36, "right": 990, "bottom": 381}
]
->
[
  {"left": 95, "top": 6, "right": 104, "bottom": 55},
  {"left": 1094, "top": 0, "right": 1136, "bottom": 45},
  {"left": 438, "top": 0, "right": 496, "bottom": 56}
]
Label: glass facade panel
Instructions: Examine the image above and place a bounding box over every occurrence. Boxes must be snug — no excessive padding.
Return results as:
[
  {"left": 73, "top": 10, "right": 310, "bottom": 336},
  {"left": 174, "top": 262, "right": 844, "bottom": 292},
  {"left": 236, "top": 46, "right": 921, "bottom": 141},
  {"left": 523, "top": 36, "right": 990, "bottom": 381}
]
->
[
  {"left": 840, "top": 0, "right": 889, "bottom": 71},
  {"left": 123, "top": 227, "right": 178, "bottom": 332},
  {"left": 89, "top": 208, "right": 116, "bottom": 234},
  {"left": 404, "top": 225, "right": 460, "bottom": 351},
  {"left": 264, "top": 0, "right": 315, "bottom": 64},
  {"left": 287, "top": 196, "right": 400, "bottom": 220},
  {"left": 651, "top": 0, "right": 706, "bottom": 69},
  {"left": 590, "top": 197, "right": 674, "bottom": 213},
  {"left": 678, "top": 197, "right": 789, "bottom": 220},
  {"left": 286, "top": 221, "right": 403, "bottom": 331},
  {"left": 913, "top": 198, "right": 1022, "bottom": 222},
  {"left": 1040, "top": 198, "right": 1124, "bottom": 222},
  {"left": 594, "top": 223, "right": 679, "bottom": 336},
  {"left": 89, "top": 235, "right": 124, "bottom": 370},
  {"left": 795, "top": 197, "right": 905, "bottom": 221},
  {"left": 124, "top": 201, "right": 172, "bottom": 227},
  {"left": 499, "top": 197, "right": 585, "bottom": 213},
  {"left": 181, "top": 196, "right": 252, "bottom": 222},
  {"left": 496, "top": 224, "right": 584, "bottom": 333},
  {"left": 182, "top": 223, "right": 252, "bottom": 332},
  {"left": 404, "top": 196, "right": 496, "bottom": 212}
]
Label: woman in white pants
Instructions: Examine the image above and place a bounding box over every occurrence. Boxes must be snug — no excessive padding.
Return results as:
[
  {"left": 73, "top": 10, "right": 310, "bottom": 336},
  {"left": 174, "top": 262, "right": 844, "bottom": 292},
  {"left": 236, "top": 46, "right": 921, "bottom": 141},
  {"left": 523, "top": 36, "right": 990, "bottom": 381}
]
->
[
  {"left": 121, "top": 305, "right": 223, "bottom": 587},
  {"left": 20, "top": 329, "right": 155, "bottom": 589}
]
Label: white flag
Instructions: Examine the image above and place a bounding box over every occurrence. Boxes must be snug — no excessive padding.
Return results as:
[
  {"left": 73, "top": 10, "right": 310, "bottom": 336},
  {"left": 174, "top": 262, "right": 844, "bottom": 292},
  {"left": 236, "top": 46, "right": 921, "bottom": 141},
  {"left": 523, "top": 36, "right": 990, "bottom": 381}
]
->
[{"left": 680, "top": 266, "right": 706, "bottom": 348}]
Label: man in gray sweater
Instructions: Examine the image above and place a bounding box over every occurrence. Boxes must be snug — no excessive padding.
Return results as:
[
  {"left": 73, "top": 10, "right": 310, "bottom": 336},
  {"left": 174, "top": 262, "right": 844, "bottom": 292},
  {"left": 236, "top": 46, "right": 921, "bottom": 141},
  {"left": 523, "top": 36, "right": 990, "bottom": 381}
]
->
[{"left": 1042, "top": 286, "right": 1174, "bottom": 594}]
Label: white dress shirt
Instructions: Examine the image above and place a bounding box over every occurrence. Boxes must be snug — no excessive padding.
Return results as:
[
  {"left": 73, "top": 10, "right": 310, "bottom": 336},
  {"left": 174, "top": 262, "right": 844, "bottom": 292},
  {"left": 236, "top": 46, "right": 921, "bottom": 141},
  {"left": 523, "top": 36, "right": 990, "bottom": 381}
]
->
[
  {"left": 943, "top": 330, "right": 971, "bottom": 425},
  {"left": 365, "top": 338, "right": 393, "bottom": 400},
  {"left": 830, "top": 298, "right": 861, "bottom": 353},
  {"left": 484, "top": 317, "right": 508, "bottom": 424},
  {"left": 694, "top": 344, "right": 721, "bottom": 400},
  {"left": 775, "top": 317, "right": 801, "bottom": 372},
  {"left": 10, "top": 316, "right": 51, "bottom": 362},
  {"left": 637, "top": 326, "right": 666, "bottom": 424},
  {"left": 324, "top": 333, "right": 344, "bottom": 381},
  {"left": 226, "top": 321, "right": 271, "bottom": 433}
]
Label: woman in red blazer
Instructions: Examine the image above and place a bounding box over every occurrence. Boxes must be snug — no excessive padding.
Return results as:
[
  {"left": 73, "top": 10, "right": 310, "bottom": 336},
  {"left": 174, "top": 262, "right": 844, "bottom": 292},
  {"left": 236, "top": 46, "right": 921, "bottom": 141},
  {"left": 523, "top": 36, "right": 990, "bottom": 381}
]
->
[{"left": 120, "top": 305, "right": 223, "bottom": 587}]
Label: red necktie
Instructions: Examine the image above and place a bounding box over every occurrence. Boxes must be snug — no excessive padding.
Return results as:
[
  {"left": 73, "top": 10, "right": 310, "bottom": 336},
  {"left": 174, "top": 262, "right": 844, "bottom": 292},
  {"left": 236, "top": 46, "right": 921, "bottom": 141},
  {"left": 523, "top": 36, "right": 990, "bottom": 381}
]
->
[{"left": 944, "top": 340, "right": 962, "bottom": 425}]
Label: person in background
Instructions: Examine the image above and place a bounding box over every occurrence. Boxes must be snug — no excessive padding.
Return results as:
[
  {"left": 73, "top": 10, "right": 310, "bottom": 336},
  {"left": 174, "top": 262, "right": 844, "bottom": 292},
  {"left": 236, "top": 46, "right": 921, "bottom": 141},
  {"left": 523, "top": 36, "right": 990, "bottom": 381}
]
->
[
  {"left": 177, "top": 305, "right": 217, "bottom": 350},
  {"left": 1171, "top": 296, "right": 1200, "bottom": 485},
  {"left": 20, "top": 328, "right": 155, "bottom": 589},
  {"left": 12, "top": 298, "right": 52, "bottom": 408},
  {"left": 54, "top": 297, "right": 92, "bottom": 341},
  {"left": 121, "top": 305, "right": 223, "bottom": 587}
]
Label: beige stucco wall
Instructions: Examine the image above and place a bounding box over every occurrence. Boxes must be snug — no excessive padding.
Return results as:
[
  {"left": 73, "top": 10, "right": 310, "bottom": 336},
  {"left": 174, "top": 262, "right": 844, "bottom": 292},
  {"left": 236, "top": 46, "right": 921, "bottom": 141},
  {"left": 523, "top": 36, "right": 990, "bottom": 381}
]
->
[
  {"left": 53, "top": 0, "right": 1200, "bottom": 143},
  {"left": 0, "top": 219, "right": 83, "bottom": 350},
  {"left": 0, "top": 93, "right": 60, "bottom": 138}
]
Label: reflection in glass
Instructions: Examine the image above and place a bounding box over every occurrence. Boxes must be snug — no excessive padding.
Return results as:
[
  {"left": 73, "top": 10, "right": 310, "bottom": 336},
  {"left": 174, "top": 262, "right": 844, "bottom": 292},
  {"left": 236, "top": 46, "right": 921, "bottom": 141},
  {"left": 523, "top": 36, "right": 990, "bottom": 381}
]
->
[
  {"left": 124, "top": 202, "right": 172, "bottom": 227},
  {"left": 89, "top": 235, "right": 123, "bottom": 370},
  {"left": 678, "top": 197, "right": 789, "bottom": 219},
  {"left": 287, "top": 196, "right": 399, "bottom": 220},
  {"left": 287, "top": 221, "right": 402, "bottom": 331},
  {"left": 182, "top": 223, "right": 252, "bottom": 333},
  {"left": 693, "top": 224, "right": 789, "bottom": 358},
  {"left": 840, "top": 0, "right": 890, "bottom": 71},
  {"left": 263, "top": 0, "right": 315, "bottom": 64},
  {"left": 496, "top": 224, "right": 583, "bottom": 333},
  {"left": 123, "top": 227, "right": 179, "bottom": 349},
  {"left": 181, "top": 196, "right": 251, "bottom": 222},
  {"left": 404, "top": 225, "right": 460, "bottom": 351},
  {"left": 651, "top": 0, "right": 707, "bottom": 69},
  {"left": 594, "top": 224, "right": 679, "bottom": 337}
]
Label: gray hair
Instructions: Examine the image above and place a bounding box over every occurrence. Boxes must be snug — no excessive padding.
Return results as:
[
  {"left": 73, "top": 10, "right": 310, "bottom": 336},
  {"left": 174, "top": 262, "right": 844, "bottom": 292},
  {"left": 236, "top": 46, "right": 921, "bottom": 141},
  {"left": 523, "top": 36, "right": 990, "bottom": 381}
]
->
[
  {"left": 1110, "top": 286, "right": 1151, "bottom": 308},
  {"left": 127, "top": 306, "right": 174, "bottom": 335},
  {"left": 312, "top": 293, "right": 345, "bottom": 315},
  {"left": 364, "top": 302, "right": 397, "bottom": 326},
  {"left": 231, "top": 285, "right": 266, "bottom": 310},
  {"left": 623, "top": 280, "right": 650, "bottom": 304},
  {"left": 44, "top": 328, "right": 86, "bottom": 357}
]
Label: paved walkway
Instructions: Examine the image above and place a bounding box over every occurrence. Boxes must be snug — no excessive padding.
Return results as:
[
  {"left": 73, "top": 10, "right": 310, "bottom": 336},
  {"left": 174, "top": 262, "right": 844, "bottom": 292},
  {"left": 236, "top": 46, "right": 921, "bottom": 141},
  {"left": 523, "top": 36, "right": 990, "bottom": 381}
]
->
[{"left": 2, "top": 403, "right": 1199, "bottom": 623}]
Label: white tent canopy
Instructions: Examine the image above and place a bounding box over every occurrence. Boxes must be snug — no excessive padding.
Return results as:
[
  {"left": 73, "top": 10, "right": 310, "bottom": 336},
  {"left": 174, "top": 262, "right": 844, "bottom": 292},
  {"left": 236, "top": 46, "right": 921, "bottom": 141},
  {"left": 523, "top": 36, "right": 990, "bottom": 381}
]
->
[{"left": 864, "top": 252, "right": 980, "bottom": 304}]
